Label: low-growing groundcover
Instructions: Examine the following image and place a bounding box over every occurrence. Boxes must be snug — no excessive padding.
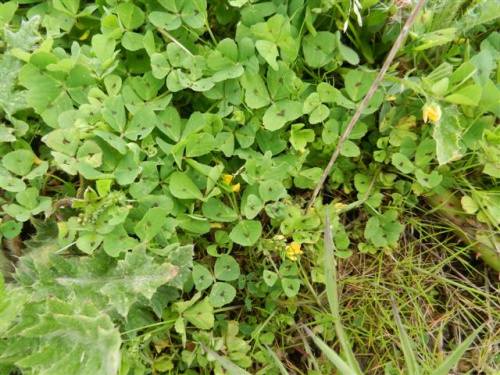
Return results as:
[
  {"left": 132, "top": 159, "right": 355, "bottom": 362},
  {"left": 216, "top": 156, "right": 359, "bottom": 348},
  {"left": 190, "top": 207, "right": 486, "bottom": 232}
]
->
[{"left": 1, "top": 0, "right": 499, "bottom": 374}]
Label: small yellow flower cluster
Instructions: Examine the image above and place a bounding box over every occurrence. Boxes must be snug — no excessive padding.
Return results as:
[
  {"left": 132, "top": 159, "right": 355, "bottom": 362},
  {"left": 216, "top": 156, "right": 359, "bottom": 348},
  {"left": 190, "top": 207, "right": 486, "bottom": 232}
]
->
[
  {"left": 286, "top": 241, "right": 303, "bottom": 261},
  {"left": 222, "top": 174, "right": 240, "bottom": 193},
  {"left": 422, "top": 103, "right": 442, "bottom": 123}
]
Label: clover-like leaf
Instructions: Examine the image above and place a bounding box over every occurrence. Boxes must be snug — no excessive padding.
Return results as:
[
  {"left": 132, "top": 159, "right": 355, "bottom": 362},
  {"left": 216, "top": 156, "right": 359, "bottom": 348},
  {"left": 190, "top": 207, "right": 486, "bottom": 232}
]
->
[
  {"left": 193, "top": 265, "right": 213, "bottom": 291},
  {"left": 2, "top": 149, "right": 34, "bottom": 176},
  {"left": 229, "top": 220, "right": 262, "bottom": 246},
  {"left": 214, "top": 254, "right": 240, "bottom": 281},
  {"left": 210, "top": 282, "right": 236, "bottom": 307},
  {"left": 169, "top": 171, "right": 204, "bottom": 200},
  {"left": 202, "top": 198, "right": 238, "bottom": 222},
  {"left": 281, "top": 278, "right": 300, "bottom": 298},
  {"left": 183, "top": 297, "right": 214, "bottom": 330}
]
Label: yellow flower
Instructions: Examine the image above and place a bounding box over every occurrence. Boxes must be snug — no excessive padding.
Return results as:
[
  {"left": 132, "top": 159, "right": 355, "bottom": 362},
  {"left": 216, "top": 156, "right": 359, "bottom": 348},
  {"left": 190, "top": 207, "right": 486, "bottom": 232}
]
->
[
  {"left": 286, "top": 241, "right": 303, "bottom": 261},
  {"left": 222, "top": 174, "right": 234, "bottom": 185},
  {"left": 422, "top": 103, "right": 442, "bottom": 123},
  {"left": 231, "top": 183, "right": 241, "bottom": 193},
  {"left": 334, "top": 202, "right": 347, "bottom": 212}
]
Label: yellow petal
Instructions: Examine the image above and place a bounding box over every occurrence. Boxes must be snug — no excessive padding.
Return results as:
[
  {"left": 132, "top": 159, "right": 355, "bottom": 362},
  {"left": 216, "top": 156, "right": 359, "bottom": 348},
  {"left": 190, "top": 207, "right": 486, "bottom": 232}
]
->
[
  {"left": 222, "top": 174, "right": 233, "bottom": 184},
  {"left": 231, "top": 183, "right": 241, "bottom": 193},
  {"left": 422, "top": 103, "right": 442, "bottom": 123}
]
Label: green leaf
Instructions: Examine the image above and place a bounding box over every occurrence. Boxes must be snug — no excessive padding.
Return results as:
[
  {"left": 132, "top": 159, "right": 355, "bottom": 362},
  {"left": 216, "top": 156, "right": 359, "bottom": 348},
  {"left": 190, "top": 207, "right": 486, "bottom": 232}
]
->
[
  {"left": 244, "top": 194, "right": 263, "bottom": 219},
  {"left": 259, "top": 180, "right": 287, "bottom": 202},
  {"left": 134, "top": 207, "right": 169, "bottom": 242},
  {"left": 115, "top": 150, "right": 141, "bottom": 185},
  {"left": 2, "top": 149, "right": 34, "bottom": 176},
  {"left": 116, "top": 3, "right": 145, "bottom": 30},
  {"left": 229, "top": 220, "right": 262, "bottom": 246},
  {"left": 92, "top": 34, "right": 116, "bottom": 65},
  {"left": 302, "top": 31, "right": 337, "bottom": 68},
  {"left": 255, "top": 40, "right": 279, "bottom": 70},
  {"left": 200, "top": 343, "right": 252, "bottom": 375},
  {"left": 156, "top": 106, "right": 182, "bottom": 142},
  {"left": 345, "top": 70, "right": 374, "bottom": 102},
  {"left": 10, "top": 299, "right": 121, "bottom": 375},
  {"left": 210, "top": 282, "right": 237, "bottom": 307},
  {"left": 193, "top": 265, "right": 213, "bottom": 291},
  {"left": 432, "top": 111, "right": 466, "bottom": 165},
  {"left": 281, "top": 278, "right": 300, "bottom": 297},
  {"left": 263, "top": 100, "right": 303, "bottom": 131},
  {"left": 391, "top": 153, "right": 415, "bottom": 174},
  {"left": 76, "top": 233, "right": 104, "bottom": 254},
  {"left": 169, "top": 171, "right": 204, "bottom": 200},
  {"left": 339, "top": 140, "right": 360, "bottom": 158},
  {"left": 241, "top": 72, "right": 270, "bottom": 109},
  {"left": 445, "top": 84, "right": 482, "bottom": 106},
  {"left": 214, "top": 254, "right": 240, "bottom": 281},
  {"left": 415, "top": 169, "right": 442, "bottom": 189},
  {"left": 290, "top": 123, "right": 315, "bottom": 150},
  {"left": 177, "top": 214, "right": 211, "bottom": 234},
  {"left": 202, "top": 198, "right": 238, "bottom": 222},
  {"left": 364, "top": 210, "right": 404, "bottom": 248},
  {"left": 43, "top": 128, "right": 80, "bottom": 156},
  {"left": 262, "top": 270, "right": 278, "bottom": 287},
  {"left": 183, "top": 297, "right": 214, "bottom": 330},
  {"left": 124, "top": 105, "right": 157, "bottom": 140}
]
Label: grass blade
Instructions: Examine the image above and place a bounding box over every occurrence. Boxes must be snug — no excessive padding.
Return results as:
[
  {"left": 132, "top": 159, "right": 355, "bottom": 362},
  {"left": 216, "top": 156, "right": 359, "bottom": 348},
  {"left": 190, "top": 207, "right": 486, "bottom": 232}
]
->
[
  {"left": 264, "top": 344, "right": 290, "bottom": 375},
  {"left": 430, "top": 325, "right": 484, "bottom": 375},
  {"left": 302, "top": 325, "right": 356, "bottom": 375},
  {"left": 390, "top": 296, "right": 420, "bottom": 375},
  {"left": 200, "top": 343, "right": 252, "bottom": 375},
  {"left": 324, "top": 212, "right": 363, "bottom": 374}
]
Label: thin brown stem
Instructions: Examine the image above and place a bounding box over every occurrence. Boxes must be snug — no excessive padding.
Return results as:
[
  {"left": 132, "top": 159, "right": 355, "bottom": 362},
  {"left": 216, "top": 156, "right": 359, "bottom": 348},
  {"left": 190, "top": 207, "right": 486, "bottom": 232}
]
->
[{"left": 305, "top": 0, "right": 427, "bottom": 213}]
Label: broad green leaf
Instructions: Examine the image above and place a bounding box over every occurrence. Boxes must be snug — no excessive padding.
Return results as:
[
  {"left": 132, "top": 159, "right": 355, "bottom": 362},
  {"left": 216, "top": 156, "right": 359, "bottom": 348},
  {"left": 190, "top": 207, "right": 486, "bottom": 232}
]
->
[
  {"left": 229, "top": 220, "right": 262, "bottom": 246},
  {"left": 200, "top": 343, "right": 252, "bottom": 375},
  {"left": 94, "top": 130, "right": 127, "bottom": 155},
  {"left": 263, "top": 270, "right": 278, "bottom": 287},
  {"left": 193, "top": 265, "right": 213, "bottom": 291},
  {"left": 169, "top": 171, "right": 204, "bottom": 200},
  {"left": 262, "top": 100, "right": 303, "bottom": 131},
  {"left": 290, "top": 123, "right": 315, "bottom": 150},
  {"left": 185, "top": 133, "right": 216, "bottom": 157},
  {"left": 202, "top": 198, "right": 238, "bottom": 222},
  {"left": 135, "top": 207, "right": 169, "bottom": 242},
  {"left": 210, "top": 282, "right": 236, "bottom": 307},
  {"left": 77, "top": 140, "right": 103, "bottom": 168},
  {"left": 241, "top": 72, "right": 270, "bottom": 109},
  {"left": 302, "top": 31, "right": 337, "bottom": 68},
  {"left": 103, "top": 228, "right": 138, "bottom": 257},
  {"left": 11, "top": 299, "right": 121, "bottom": 375},
  {"left": 281, "top": 278, "right": 300, "bottom": 297},
  {"left": 43, "top": 128, "right": 80, "bottom": 156},
  {"left": 92, "top": 34, "right": 116, "bottom": 65},
  {"left": 156, "top": 106, "right": 182, "bottom": 142},
  {"left": 255, "top": 40, "right": 279, "bottom": 70},
  {"left": 214, "top": 254, "right": 240, "bottom": 281},
  {"left": 76, "top": 233, "right": 104, "bottom": 254},
  {"left": 177, "top": 214, "right": 211, "bottom": 234},
  {"left": 259, "top": 180, "right": 286, "bottom": 202},
  {"left": 115, "top": 150, "right": 141, "bottom": 185},
  {"left": 340, "top": 140, "right": 360, "bottom": 158},
  {"left": 124, "top": 106, "right": 157, "bottom": 140},
  {"left": 432, "top": 111, "right": 466, "bottom": 165},
  {"left": 445, "top": 84, "right": 482, "bottom": 106},
  {"left": 183, "top": 297, "right": 214, "bottom": 330},
  {"left": 392, "top": 153, "right": 415, "bottom": 174},
  {"left": 116, "top": 3, "right": 145, "bottom": 30},
  {"left": 2, "top": 149, "right": 34, "bottom": 176},
  {"left": 345, "top": 70, "right": 374, "bottom": 102},
  {"left": 244, "top": 194, "right": 263, "bottom": 219}
]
